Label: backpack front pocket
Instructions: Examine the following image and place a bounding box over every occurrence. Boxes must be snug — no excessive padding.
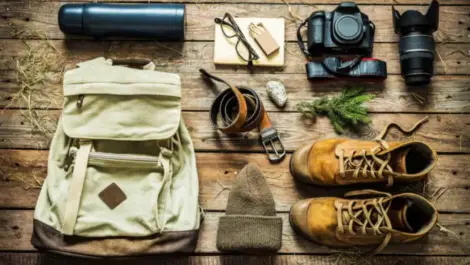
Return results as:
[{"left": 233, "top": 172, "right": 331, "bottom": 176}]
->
[{"left": 62, "top": 143, "right": 172, "bottom": 237}]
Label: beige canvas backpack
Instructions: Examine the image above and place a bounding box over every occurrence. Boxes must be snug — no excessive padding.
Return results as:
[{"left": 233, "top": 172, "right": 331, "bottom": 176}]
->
[{"left": 32, "top": 57, "right": 200, "bottom": 257}]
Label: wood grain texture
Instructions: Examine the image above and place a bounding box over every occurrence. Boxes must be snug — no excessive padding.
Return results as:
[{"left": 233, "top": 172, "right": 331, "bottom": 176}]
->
[
  {"left": 1, "top": 253, "right": 469, "bottom": 265},
  {"left": 1, "top": 0, "right": 469, "bottom": 262},
  {"left": 0, "top": 150, "right": 469, "bottom": 213},
  {"left": 0, "top": 110, "right": 468, "bottom": 152},
  {"left": 0, "top": 40, "right": 468, "bottom": 75},
  {"left": 2, "top": 72, "right": 470, "bottom": 113},
  {"left": 1, "top": 2, "right": 469, "bottom": 42},
  {"left": 0, "top": 210, "right": 469, "bottom": 254},
  {"left": 3, "top": 0, "right": 470, "bottom": 5}
]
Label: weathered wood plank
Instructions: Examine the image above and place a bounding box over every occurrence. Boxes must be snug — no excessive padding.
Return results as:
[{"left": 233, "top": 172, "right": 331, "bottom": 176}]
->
[
  {"left": 0, "top": 40, "right": 468, "bottom": 75},
  {"left": 0, "top": 253, "right": 469, "bottom": 265},
  {"left": 1, "top": 2, "right": 469, "bottom": 42},
  {"left": 0, "top": 110, "right": 467, "bottom": 152},
  {"left": 2, "top": 72, "right": 470, "bottom": 113},
  {"left": 5, "top": 0, "right": 470, "bottom": 5},
  {"left": 0, "top": 150, "right": 469, "bottom": 213},
  {"left": 0, "top": 210, "right": 468, "bottom": 254}
]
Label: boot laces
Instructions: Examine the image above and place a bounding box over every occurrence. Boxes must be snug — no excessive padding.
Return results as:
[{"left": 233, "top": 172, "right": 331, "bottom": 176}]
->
[
  {"left": 336, "top": 190, "right": 393, "bottom": 256},
  {"left": 338, "top": 116, "right": 430, "bottom": 187},
  {"left": 339, "top": 139, "right": 395, "bottom": 186}
]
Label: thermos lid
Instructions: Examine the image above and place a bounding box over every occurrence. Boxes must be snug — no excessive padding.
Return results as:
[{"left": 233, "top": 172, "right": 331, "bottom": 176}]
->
[{"left": 58, "top": 4, "right": 84, "bottom": 35}]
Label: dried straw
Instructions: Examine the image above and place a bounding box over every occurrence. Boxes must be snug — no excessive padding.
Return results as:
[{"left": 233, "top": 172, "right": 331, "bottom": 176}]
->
[
  {"left": 328, "top": 248, "right": 371, "bottom": 265},
  {"left": 1, "top": 26, "right": 66, "bottom": 189},
  {"left": 5, "top": 26, "right": 66, "bottom": 149},
  {"left": 212, "top": 174, "right": 231, "bottom": 201},
  {"left": 435, "top": 48, "right": 447, "bottom": 74},
  {"left": 436, "top": 223, "right": 461, "bottom": 241},
  {"left": 411, "top": 92, "right": 426, "bottom": 105},
  {"left": 281, "top": 0, "right": 304, "bottom": 23}
]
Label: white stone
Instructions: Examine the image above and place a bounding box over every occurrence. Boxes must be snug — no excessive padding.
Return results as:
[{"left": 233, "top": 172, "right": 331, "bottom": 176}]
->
[{"left": 266, "top": 81, "right": 287, "bottom": 108}]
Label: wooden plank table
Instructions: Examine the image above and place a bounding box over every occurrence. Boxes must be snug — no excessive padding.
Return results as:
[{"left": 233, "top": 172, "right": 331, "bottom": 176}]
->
[{"left": 0, "top": 0, "right": 469, "bottom": 264}]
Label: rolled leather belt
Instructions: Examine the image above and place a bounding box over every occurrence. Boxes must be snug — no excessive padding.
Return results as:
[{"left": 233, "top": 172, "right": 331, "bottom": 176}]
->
[{"left": 200, "top": 69, "right": 286, "bottom": 163}]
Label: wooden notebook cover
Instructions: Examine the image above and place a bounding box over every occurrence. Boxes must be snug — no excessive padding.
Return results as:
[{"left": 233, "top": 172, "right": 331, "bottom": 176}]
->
[{"left": 214, "top": 18, "right": 285, "bottom": 67}]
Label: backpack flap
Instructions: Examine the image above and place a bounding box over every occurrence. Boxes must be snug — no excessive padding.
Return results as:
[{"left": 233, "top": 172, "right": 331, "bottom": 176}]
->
[{"left": 62, "top": 57, "right": 181, "bottom": 141}]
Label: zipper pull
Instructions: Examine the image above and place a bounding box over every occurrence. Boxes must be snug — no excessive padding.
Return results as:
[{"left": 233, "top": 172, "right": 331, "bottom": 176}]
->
[{"left": 77, "top": 95, "right": 85, "bottom": 108}]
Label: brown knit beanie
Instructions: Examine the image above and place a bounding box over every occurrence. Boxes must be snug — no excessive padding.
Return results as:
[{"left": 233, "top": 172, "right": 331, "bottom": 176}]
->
[{"left": 216, "top": 163, "right": 282, "bottom": 253}]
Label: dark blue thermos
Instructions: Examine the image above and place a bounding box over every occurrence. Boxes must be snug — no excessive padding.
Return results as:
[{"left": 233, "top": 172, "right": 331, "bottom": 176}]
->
[{"left": 58, "top": 3, "right": 185, "bottom": 40}]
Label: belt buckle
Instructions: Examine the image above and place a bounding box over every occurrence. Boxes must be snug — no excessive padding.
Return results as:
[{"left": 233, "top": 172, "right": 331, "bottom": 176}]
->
[{"left": 260, "top": 127, "right": 286, "bottom": 163}]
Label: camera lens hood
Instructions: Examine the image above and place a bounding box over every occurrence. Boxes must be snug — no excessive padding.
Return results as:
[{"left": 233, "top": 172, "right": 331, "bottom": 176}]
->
[{"left": 392, "top": 0, "right": 439, "bottom": 85}]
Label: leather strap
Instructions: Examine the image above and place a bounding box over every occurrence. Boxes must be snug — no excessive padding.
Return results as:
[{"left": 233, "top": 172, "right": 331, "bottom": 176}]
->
[
  {"left": 200, "top": 69, "right": 285, "bottom": 163},
  {"left": 296, "top": 18, "right": 311, "bottom": 59},
  {"left": 62, "top": 140, "right": 93, "bottom": 235}
]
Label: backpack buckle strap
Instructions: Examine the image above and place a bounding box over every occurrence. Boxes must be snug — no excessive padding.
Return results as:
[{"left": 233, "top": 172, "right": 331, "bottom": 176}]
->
[
  {"left": 155, "top": 147, "right": 173, "bottom": 233},
  {"left": 62, "top": 140, "right": 93, "bottom": 235},
  {"left": 161, "top": 147, "right": 173, "bottom": 158}
]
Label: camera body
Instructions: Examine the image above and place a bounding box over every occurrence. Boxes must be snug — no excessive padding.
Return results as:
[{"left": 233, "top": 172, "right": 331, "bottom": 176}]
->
[{"left": 307, "top": 2, "right": 374, "bottom": 56}]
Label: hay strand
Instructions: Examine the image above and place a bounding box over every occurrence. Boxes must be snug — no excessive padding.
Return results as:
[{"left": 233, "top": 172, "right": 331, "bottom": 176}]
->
[
  {"left": 435, "top": 48, "right": 447, "bottom": 74},
  {"left": 281, "top": 0, "right": 304, "bottom": 22},
  {"left": 5, "top": 26, "right": 66, "bottom": 149},
  {"left": 437, "top": 223, "right": 461, "bottom": 241},
  {"left": 212, "top": 174, "right": 231, "bottom": 201},
  {"left": 411, "top": 92, "right": 426, "bottom": 105}
]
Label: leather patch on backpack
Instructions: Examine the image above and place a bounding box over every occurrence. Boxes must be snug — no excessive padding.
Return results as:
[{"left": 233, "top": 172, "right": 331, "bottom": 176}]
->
[{"left": 99, "top": 183, "right": 127, "bottom": 210}]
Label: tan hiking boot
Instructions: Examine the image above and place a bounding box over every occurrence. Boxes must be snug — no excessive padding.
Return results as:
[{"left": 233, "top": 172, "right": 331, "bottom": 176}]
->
[
  {"left": 289, "top": 190, "right": 438, "bottom": 254},
  {"left": 290, "top": 118, "right": 437, "bottom": 186},
  {"left": 290, "top": 139, "right": 437, "bottom": 186}
]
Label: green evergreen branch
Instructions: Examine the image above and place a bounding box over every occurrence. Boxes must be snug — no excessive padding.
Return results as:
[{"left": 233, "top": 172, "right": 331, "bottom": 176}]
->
[{"left": 296, "top": 87, "right": 375, "bottom": 134}]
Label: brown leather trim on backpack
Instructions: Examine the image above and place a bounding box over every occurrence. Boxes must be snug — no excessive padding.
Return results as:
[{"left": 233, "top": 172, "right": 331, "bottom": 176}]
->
[{"left": 31, "top": 219, "right": 199, "bottom": 257}]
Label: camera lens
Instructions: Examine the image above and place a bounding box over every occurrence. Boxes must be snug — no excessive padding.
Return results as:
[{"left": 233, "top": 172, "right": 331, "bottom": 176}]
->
[{"left": 398, "top": 32, "right": 435, "bottom": 85}]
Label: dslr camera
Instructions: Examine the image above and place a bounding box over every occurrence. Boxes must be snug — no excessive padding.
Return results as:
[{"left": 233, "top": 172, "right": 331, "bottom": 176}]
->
[{"left": 306, "top": 2, "right": 375, "bottom": 56}]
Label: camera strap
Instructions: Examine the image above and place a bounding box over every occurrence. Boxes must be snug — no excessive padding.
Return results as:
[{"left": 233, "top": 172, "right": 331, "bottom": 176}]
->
[
  {"left": 296, "top": 18, "right": 311, "bottom": 59},
  {"left": 306, "top": 57, "right": 387, "bottom": 80}
]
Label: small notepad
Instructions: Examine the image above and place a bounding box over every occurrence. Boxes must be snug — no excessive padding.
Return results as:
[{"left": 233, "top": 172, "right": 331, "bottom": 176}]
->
[{"left": 214, "top": 17, "right": 285, "bottom": 67}]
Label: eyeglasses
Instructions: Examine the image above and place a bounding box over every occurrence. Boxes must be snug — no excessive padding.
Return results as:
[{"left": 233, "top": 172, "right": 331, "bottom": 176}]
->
[{"left": 215, "top": 13, "right": 260, "bottom": 65}]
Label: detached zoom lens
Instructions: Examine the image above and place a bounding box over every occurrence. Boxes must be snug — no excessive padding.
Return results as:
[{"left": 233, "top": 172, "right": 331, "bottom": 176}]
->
[
  {"left": 392, "top": 0, "right": 439, "bottom": 85},
  {"left": 399, "top": 33, "right": 435, "bottom": 85}
]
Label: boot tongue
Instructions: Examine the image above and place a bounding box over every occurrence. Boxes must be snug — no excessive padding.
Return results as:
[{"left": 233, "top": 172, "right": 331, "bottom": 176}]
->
[
  {"left": 391, "top": 147, "right": 411, "bottom": 174},
  {"left": 387, "top": 200, "right": 414, "bottom": 232}
]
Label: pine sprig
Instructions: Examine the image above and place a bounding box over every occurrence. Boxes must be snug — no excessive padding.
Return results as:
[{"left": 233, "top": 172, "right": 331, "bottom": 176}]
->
[{"left": 296, "top": 87, "right": 375, "bottom": 134}]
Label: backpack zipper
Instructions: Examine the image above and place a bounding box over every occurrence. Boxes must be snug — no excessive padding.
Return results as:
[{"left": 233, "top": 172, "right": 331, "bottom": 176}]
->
[
  {"left": 67, "top": 148, "right": 161, "bottom": 168},
  {"left": 88, "top": 152, "right": 160, "bottom": 163}
]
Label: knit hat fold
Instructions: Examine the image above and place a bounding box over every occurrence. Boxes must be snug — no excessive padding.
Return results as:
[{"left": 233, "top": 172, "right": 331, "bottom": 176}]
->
[{"left": 216, "top": 164, "right": 282, "bottom": 253}]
